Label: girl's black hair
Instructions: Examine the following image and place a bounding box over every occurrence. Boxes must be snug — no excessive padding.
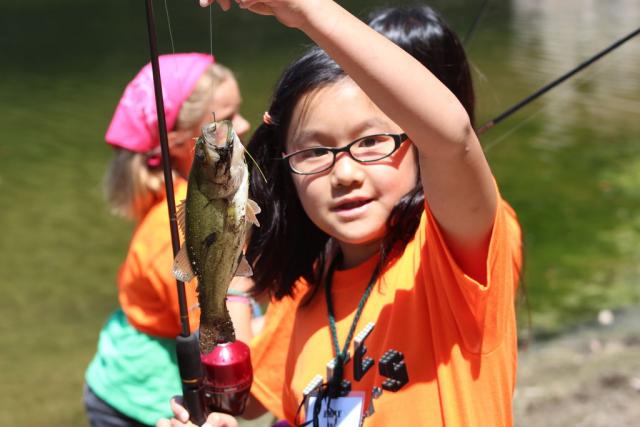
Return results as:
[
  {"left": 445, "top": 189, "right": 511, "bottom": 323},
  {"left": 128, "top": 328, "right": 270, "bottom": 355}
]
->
[
  {"left": 368, "top": 5, "right": 475, "bottom": 125},
  {"left": 246, "top": 5, "right": 475, "bottom": 301}
]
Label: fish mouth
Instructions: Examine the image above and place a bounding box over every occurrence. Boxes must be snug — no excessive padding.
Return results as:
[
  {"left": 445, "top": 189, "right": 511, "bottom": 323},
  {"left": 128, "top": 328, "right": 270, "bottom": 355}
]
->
[{"left": 199, "top": 120, "right": 235, "bottom": 164}]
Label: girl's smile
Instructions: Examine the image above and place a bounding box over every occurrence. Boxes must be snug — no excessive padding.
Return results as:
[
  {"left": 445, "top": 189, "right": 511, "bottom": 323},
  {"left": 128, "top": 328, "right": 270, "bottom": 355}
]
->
[
  {"left": 329, "top": 195, "right": 378, "bottom": 225},
  {"left": 331, "top": 196, "right": 373, "bottom": 216}
]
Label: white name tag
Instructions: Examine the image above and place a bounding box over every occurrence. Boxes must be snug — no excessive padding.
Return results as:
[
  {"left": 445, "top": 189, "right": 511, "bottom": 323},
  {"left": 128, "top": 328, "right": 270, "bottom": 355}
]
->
[{"left": 305, "top": 393, "right": 364, "bottom": 427}]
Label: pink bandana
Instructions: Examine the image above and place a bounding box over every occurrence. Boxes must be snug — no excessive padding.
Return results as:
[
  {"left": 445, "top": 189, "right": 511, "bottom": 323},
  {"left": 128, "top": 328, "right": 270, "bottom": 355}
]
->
[{"left": 105, "top": 53, "right": 214, "bottom": 154}]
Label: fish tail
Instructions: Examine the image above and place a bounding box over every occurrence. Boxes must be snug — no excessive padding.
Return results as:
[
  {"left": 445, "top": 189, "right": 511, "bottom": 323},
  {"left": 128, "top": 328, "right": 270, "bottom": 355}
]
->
[{"left": 199, "top": 316, "right": 236, "bottom": 355}]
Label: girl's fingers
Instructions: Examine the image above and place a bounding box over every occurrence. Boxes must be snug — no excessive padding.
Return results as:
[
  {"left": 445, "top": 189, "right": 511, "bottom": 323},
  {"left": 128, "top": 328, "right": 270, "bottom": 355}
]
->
[
  {"left": 219, "top": 0, "right": 232, "bottom": 10},
  {"left": 229, "top": 0, "right": 274, "bottom": 17},
  {"left": 200, "top": 0, "right": 232, "bottom": 11},
  {"left": 207, "top": 412, "right": 240, "bottom": 427},
  {"left": 247, "top": 4, "right": 275, "bottom": 16},
  {"left": 167, "top": 397, "right": 238, "bottom": 426},
  {"left": 155, "top": 417, "right": 195, "bottom": 427},
  {"left": 169, "top": 397, "right": 190, "bottom": 423},
  {"left": 235, "top": 0, "right": 307, "bottom": 28},
  {"left": 236, "top": 0, "right": 272, "bottom": 11}
]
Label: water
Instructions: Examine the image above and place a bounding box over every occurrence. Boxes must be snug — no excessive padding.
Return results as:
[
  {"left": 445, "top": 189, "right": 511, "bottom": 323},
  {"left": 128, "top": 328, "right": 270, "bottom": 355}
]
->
[
  {"left": 509, "top": 0, "right": 640, "bottom": 137},
  {"left": 0, "top": 0, "right": 639, "bottom": 425},
  {"left": 470, "top": 0, "right": 640, "bottom": 333}
]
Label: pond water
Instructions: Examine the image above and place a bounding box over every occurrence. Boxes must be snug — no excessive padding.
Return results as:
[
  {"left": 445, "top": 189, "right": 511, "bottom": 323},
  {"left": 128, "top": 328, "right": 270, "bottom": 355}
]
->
[
  {"left": 2, "top": 0, "right": 640, "bottom": 350},
  {"left": 470, "top": 0, "right": 640, "bottom": 333},
  {"left": 0, "top": 0, "right": 639, "bottom": 425}
]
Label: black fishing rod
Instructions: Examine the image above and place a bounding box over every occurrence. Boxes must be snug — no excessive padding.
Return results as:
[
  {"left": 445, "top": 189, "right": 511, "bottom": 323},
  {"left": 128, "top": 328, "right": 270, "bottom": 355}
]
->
[
  {"left": 462, "top": 0, "right": 489, "bottom": 46},
  {"left": 477, "top": 26, "right": 640, "bottom": 135},
  {"left": 143, "top": 0, "right": 207, "bottom": 424}
]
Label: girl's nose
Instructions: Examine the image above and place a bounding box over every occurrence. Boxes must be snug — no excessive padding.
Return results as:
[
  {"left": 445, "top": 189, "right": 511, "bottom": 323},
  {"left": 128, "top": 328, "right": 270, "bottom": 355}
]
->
[
  {"left": 233, "top": 114, "right": 251, "bottom": 138},
  {"left": 331, "top": 152, "right": 364, "bottom": 187}
]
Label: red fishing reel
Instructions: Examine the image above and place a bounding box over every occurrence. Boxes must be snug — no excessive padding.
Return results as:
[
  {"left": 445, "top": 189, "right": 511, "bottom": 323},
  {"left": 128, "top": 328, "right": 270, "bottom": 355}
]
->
[{"left": 200, "top": 340, "right": 253, "bottom": 416}]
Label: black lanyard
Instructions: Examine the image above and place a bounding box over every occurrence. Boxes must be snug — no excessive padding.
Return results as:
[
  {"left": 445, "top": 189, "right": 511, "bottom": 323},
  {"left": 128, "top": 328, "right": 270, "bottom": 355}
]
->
[
  {"left": 294, "top": 256, "right": 383, "bottom": 427},
  {"left": 324, "top": 255, "right": 381, "bottom": 396}
]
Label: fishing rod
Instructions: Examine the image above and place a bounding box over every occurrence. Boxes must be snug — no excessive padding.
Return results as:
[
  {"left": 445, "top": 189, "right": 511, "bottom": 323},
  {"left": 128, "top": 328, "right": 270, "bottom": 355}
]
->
[
  {"left": 143, "top": 0, "right": 207, "bottom": 424},
  {"left": 477, "top": 25, "right": 640, "bottom": 135},
  {"left": 462, "top": 0, "right": 489, "bottom": 46}
]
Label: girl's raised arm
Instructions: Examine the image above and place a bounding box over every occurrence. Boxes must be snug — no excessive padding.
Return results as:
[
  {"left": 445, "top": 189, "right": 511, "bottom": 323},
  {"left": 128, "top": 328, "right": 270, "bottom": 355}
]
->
[
  {"left": 207, "top": 0, "right": 497, "bottom": 280},
  {"left": 300, "top": 0, "right": 496, "bottom": 281}
]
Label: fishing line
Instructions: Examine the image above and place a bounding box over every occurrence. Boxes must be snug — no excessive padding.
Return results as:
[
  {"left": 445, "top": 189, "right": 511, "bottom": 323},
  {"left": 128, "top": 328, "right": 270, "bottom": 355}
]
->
[
  {"left": 243, "top": 147, "right": 269, "bottom": 183},
  {"left": 207, "top": 7, "right": 267, "bottom": 184},
  {"left": 163, "top": 0, "right": 176, "bottom": 54},
  {"left": 482, "top": 105, "right": 545, "bottom": 153},
  {"left": 462, "top": 0, "right": 489, "bottom": 46},
  {"left": 210, "top": 5, "right": 214, "bottom": 57}
]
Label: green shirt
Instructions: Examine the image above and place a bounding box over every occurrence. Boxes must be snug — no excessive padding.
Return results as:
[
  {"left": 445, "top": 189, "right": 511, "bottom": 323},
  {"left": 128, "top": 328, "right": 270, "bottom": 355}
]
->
[{"left": 85, "top": 309, "right": 181, "bottom": 425}]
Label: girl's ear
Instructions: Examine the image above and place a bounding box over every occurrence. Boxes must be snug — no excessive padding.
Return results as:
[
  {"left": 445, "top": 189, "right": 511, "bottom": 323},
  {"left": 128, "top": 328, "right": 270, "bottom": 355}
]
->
[
  {"left": 167, "top": 130, "right": 183, "bottom": 146},
  {"left": 167, "top": 129, "right": 197, "bottom": 149},
  {"left": 167, "top": 129, "right": 198, "bottom": 177}
]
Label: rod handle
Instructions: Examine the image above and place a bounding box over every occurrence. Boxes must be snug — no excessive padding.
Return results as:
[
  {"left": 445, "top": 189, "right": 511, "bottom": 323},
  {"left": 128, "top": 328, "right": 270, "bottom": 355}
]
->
[
  {"left": 176, "top": 334, "right": 207, "bottom": 425},
  {"left": 182, "top": 387, "right": 207, "bottom": 425}
]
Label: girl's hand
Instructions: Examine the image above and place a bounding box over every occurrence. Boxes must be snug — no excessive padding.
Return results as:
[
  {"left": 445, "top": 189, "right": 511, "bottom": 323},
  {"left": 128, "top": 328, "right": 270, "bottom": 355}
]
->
[
  {"left": 201, "top": 0, "right": 322, "bottom": 30},
  {"left": 199, "top": 0, "right": 232, "bottom": 11},
  {"left": 156, "top": 397, "right": 240, "bottom": 427}
]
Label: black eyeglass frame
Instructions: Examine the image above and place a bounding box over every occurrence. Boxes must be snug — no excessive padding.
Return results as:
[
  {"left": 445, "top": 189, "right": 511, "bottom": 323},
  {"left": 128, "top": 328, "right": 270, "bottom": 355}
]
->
[{"left": 281, "top": 133, "right": 409, "bottom": 175}]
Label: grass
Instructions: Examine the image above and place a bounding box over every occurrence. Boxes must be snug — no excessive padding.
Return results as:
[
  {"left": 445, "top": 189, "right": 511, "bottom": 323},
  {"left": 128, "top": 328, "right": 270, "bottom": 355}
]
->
[
  {"left": 486, "top": 121, "right": 640, "bottom": 335},
  {"left": 1, "top": 0, "right": 639, "bottom": 425}
]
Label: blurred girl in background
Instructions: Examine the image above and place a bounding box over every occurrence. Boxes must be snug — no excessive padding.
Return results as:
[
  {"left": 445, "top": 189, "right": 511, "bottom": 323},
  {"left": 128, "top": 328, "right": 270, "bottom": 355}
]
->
[{"left": 84, "top": 52, "right": 251, "bottom": 427}]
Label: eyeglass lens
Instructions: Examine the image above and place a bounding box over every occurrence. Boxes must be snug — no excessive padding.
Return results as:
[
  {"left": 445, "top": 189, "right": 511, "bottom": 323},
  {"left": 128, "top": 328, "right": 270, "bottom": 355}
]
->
[{"left": 288, "top": 134, "right": 398, "bottom": 174}]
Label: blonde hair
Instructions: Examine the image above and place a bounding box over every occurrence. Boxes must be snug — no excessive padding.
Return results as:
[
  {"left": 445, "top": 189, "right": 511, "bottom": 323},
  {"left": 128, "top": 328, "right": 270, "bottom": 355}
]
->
[{"left": 104, "top": 63, "right": 233, "bottom": 221}]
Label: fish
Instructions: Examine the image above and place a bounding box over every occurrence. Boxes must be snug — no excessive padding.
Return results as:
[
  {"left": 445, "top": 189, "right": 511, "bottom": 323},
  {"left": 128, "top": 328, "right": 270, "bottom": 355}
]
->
[{"left": 172, "top": 119, "right": 260, "bottom": 355}]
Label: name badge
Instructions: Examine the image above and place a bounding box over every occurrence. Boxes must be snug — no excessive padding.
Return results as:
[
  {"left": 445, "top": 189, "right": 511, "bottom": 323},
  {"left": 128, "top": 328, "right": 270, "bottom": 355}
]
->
[{"left": 305, "top": 393, "right": 364, "bottom": 427}]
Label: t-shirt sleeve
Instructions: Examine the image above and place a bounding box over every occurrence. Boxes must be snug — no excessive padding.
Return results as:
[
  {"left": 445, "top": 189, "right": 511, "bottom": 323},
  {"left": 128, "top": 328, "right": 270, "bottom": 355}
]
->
[
  {"left": 420, "top": 184, "right": 523, "bottom": 354},
  {"left": 146, "top": 241, "right": 200, "bottom": 336},
  {"left": 119, "top": 193, "right": 200, "bottom": 338},
  {"left": 249, "top": 294, "right": 301, "bottom": 421}
]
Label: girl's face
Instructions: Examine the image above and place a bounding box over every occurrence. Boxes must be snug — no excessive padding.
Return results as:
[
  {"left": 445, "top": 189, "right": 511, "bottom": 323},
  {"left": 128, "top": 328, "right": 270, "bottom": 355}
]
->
[
  {"left": 209, "top": 77, "right": 250, "bottom": 138},
  {"left": 173, "top": 76, "right": 250, "bottom": 177},
  {"left": 286, "top": 79, "right": 418, "bottom": 265}
]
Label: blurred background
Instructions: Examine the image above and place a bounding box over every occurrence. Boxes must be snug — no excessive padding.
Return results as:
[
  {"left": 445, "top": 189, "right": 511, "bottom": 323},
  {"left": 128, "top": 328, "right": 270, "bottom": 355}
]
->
[{"left": 1, "top": 0, "right": 639, "bottom": 425}]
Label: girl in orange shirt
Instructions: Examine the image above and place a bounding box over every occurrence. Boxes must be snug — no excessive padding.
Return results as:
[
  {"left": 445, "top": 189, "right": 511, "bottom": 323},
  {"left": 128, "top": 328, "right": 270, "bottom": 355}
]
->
[{"left": 162, "top": 2, "right": 522, "bottom": 426}]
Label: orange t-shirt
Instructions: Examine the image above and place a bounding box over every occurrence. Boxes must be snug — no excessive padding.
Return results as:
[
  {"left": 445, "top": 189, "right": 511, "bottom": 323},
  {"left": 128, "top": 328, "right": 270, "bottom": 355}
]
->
[
  {"left": 250, "top": 194, "right": 522, "bottom": 426},
  {"left": 118, "top": 179, "right": 200, "bottom": 338}
]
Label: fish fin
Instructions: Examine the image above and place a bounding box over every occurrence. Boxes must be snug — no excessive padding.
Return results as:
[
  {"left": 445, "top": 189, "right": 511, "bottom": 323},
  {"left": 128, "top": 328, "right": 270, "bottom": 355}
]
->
[
  {"left": 176, "top": 199, "right": 187, "bottom": 235},
  {"left": 173, "top": 244, "right": 195, "bottom": 282},
  {"left": 234, "top": 254, "right": 253, "bottom": 277},
  {"left": 246, "top": 199, "right": 261, "bottom": 227}
]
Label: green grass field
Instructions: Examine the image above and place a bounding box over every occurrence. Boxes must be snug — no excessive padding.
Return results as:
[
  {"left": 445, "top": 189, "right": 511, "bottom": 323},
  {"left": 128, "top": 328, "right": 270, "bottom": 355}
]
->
[{"left": 1, "top": 0, "right": 639, "bottom": 426}]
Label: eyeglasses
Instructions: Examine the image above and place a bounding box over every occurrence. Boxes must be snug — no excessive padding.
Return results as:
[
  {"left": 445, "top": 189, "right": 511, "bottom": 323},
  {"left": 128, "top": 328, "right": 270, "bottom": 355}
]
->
[{"left": 282, "top": 133, "right": 409, "bottom": 175}]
